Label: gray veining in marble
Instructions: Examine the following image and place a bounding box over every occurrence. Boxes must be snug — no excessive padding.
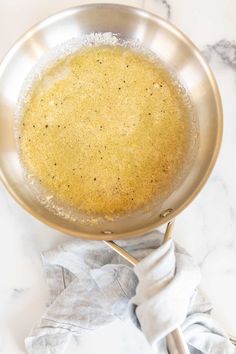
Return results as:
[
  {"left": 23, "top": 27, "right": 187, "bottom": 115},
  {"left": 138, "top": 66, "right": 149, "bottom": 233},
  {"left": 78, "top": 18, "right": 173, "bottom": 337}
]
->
[
  {"left": 206, "top": 40, "right": 236, "bottom": 69},
  {"left": 159, "top": 0, "right": 171, "bottom": 19}
]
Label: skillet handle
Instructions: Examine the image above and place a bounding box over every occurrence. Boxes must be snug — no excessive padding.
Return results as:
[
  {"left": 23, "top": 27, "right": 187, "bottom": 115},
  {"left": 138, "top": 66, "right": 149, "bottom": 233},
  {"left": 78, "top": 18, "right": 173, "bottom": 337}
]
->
[
  {"left": 104, "top": 220, "right": 190, "bottom": 354},
  {"left": 166, "top": 328, "right": 190, "bottom": 354}
]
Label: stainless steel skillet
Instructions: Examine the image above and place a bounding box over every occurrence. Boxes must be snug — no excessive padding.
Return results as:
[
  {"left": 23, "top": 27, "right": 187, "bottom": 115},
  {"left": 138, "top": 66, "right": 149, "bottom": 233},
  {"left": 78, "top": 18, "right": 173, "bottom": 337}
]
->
[{"left": 0, "top": 3, "right": 222, "bottom": 240}]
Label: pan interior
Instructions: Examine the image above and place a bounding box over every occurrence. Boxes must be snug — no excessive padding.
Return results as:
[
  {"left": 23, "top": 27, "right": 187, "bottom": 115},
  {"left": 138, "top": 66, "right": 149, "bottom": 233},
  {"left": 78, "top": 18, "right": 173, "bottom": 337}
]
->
[{"left": 17, "top": 39, "right": 197, "bottom": 228}]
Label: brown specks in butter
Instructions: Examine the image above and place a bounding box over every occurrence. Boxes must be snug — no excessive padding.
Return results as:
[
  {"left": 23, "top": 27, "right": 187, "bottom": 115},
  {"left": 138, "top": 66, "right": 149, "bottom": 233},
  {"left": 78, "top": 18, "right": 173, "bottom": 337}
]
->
[{"left": 19, "top": 45, "right": 193, "bottom": 216}]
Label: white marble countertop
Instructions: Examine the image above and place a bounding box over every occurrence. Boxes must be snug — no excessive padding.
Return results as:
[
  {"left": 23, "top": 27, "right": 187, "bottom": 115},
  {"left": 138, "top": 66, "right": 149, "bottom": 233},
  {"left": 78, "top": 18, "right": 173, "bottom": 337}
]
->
[{"left": 0, "top": 1, "right": 236, "bottom": 353}]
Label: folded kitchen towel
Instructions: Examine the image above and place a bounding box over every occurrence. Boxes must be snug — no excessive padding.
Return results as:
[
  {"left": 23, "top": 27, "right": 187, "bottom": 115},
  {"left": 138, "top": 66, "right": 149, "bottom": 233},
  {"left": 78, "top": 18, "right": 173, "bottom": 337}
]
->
[{"left": 25, "top": 230, "right": 236, "bottom": 354}]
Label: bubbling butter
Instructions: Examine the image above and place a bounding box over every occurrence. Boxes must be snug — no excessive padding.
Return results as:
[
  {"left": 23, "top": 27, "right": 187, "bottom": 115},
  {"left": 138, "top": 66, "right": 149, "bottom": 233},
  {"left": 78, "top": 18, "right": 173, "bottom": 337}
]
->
[{"left": 19, "top": 45, "right": 196, "bottom": 217}]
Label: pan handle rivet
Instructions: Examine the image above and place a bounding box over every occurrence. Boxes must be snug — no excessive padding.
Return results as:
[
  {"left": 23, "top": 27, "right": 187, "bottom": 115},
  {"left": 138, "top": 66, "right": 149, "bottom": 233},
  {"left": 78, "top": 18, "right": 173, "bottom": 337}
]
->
[
  {"left": 160, "top": 208, "right": 173, "bottom": 218},
  {"left": 102, "top": 230, "right": 113, "bottom": 235}
]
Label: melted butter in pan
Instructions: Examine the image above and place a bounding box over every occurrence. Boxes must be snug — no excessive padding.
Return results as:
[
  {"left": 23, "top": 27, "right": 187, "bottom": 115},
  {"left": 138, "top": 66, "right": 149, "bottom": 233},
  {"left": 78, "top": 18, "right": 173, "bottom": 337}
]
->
[{"left": 19, "top": 45, "right": 194, "bottom": 216}]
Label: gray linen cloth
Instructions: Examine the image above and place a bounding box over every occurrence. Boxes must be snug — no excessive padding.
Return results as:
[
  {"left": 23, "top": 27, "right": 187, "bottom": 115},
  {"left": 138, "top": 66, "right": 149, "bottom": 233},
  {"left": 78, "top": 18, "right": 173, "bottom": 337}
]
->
[{"left": 25, "top": 230, "right": 236, "bottom": 354}]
